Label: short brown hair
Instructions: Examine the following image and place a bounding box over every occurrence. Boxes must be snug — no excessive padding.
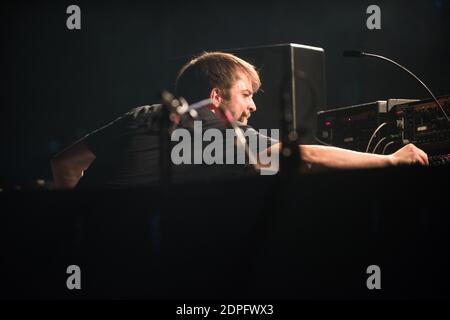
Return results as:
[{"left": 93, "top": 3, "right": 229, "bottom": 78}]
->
[{"left": 175, "top": 51, "right": 261, "bottom": 103}]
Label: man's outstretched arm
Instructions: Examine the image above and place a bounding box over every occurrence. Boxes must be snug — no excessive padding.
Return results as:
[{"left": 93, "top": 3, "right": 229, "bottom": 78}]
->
[
  {"left": 51, "top": 141, "right": 96, "bottom": 189},
  {"left": 261, "top": 143, "right": 428, "bottom": 172},
  {"left": 298, "top": 143, "right": 428, "bottom": 172}
]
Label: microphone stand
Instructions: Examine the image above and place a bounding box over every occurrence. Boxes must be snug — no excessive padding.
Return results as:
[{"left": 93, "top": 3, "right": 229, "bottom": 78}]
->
[
  {"left": 159, "top": 92, "right": 213, "bottom": 191},
  {"left": 159, "top": 92, "right": 176, "bottom": 194},
  {"left": 279, "top": 75, "right": 301, "bottom": 176}
]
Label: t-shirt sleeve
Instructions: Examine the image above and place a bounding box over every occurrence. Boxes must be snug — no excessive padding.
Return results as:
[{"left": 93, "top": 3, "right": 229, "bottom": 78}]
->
[
  {"left": 84, "top": 117, "right": 127, "bottom": 157},
  {"left": 238, "top": 124, "right": 279, "bottom": 152},
  {"left": 77, "top": 105, "right": 162, "bottom": 188},
  {"left": 84, "top": 105, "right": 161, "bottom": 157}
]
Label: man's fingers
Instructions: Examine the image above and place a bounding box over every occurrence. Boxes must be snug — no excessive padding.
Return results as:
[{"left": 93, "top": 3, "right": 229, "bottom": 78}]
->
[
  {"left": 395, "top": 143, "right": 429, "bottom": 166},
  {"left": 418, "top": 149, "right": 429, "bottom": 165},
  {"left": 410, "top": 144, "right": 429, "bottom": 166}
]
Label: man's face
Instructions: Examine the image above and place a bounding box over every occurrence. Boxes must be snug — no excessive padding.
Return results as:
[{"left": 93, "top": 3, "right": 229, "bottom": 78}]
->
[{"left": 221, "top": 74, "right": 256, "bottom": 125}]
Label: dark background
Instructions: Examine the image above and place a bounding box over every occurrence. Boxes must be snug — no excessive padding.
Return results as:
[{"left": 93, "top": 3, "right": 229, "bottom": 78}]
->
[{"left": 1, "top": 0, "right": 449, "bottom": 185}]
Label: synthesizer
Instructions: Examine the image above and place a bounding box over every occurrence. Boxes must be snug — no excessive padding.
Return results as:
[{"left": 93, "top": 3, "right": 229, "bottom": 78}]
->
[{"left": 389, "top": 96, "right": 450, "bottom": 155}]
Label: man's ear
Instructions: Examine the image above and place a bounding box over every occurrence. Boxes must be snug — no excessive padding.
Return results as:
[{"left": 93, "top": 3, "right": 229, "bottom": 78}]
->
[{"left": 209, "top": 88, "right": 222, "bottom": 108}]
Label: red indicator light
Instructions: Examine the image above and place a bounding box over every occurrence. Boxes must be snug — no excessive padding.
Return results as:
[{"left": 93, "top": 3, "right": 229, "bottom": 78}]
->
[{"left": 325, "top": 121, "right": 332, "bottom": 126}]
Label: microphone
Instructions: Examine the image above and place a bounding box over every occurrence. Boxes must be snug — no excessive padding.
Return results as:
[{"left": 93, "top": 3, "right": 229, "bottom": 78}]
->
[{"left": 343, "top": 50, "right": 450, "bottom": 123}]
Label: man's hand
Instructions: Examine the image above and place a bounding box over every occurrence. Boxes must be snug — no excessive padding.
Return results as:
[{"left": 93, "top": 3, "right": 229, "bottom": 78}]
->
[{"left": 389, "top": 143, "right": 429, "bottom": 166}]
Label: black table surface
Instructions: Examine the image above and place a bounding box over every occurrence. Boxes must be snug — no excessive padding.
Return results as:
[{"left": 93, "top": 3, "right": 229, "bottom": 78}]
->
[{"left": 1, "top": 166, "right": 449, "bottom": 300}]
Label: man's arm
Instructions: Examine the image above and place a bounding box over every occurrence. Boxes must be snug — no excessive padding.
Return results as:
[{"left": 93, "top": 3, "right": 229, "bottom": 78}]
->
[
  {"left": 298, "top": 143, "right": 428, "bottom": 172},
  {"left": 51, "top": 141, "right": 96, "bottom": 189},
  {"left": 261, "top": 143, "right": 428, "bottom": 172}
]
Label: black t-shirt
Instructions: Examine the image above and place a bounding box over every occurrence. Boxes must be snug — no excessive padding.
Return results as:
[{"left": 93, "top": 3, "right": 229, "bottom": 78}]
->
[
  {"left": 77, "top": 105, "right": 163, "bottom": 189},
  {"left": 76, "top": 105, "right": 276, "bottom": 189}
]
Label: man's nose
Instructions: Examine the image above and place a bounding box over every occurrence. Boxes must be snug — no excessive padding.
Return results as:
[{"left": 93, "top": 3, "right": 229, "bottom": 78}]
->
[{"left": 249, "top": 99, "right": 257, "bottom": 112}]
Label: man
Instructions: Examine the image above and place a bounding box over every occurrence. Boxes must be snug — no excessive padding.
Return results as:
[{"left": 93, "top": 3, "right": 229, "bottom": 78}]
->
[
  {"left": 51, "top": 51, "right": 428, "bottom": 189},
  {"left": 174, "top": 51, "right": 428, "bottom": 172}
]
